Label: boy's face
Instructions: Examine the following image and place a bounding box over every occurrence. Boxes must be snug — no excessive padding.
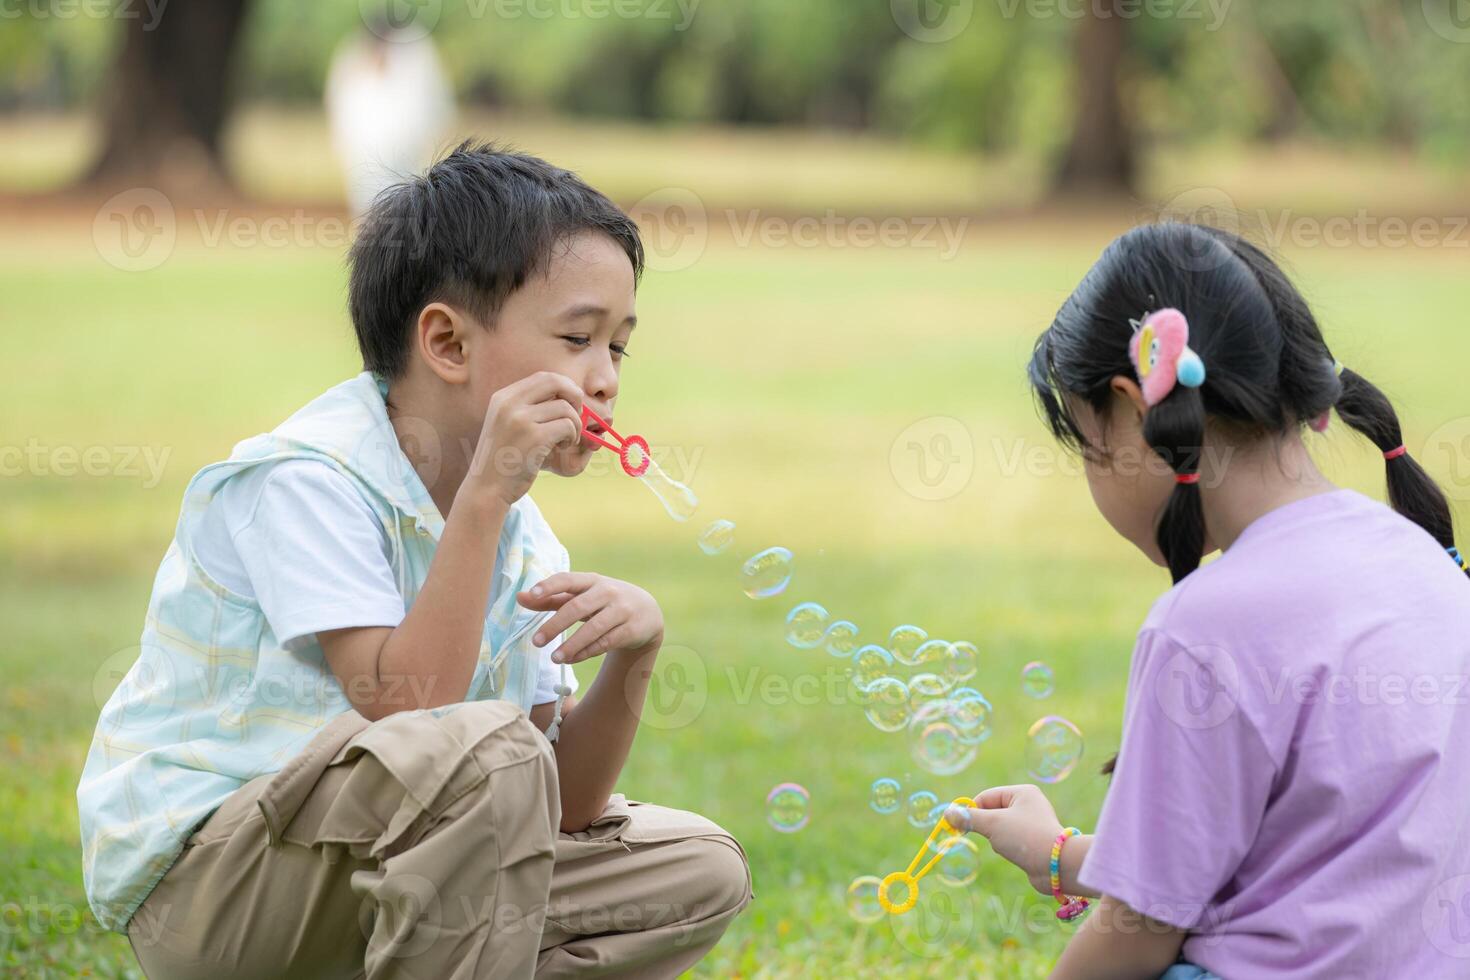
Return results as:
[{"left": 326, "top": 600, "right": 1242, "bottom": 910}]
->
[{"left": 462, "top": 230, "right": 638, "bottom": 478}]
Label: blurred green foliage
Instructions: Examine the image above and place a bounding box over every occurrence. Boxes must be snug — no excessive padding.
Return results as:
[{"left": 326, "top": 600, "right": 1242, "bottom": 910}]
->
[{"left": 2, "top": 0, "right": 1468, "bottom": 160}]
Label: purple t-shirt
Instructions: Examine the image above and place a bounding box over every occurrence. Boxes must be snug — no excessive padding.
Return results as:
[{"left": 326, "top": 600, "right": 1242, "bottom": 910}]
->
[{"left": 1079, "top": 489, "right": 1470, "bottom": 978}]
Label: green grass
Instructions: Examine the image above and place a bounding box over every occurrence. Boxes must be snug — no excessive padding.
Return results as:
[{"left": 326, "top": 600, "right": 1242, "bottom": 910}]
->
[{"left": 3, "top": 136, "right": 1469, "bottom": 978}]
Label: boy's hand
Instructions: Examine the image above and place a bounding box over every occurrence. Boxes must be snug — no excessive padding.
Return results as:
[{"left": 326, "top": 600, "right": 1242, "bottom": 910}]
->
[
  {"left": 466, "top": 371, "right": 584, "bottom": 507},
  {"left": 945, "top": 785, "right": 1065, "bottom": 896},
  {"left": 518, "top": 573, "right": 663, "bottom": 664}
]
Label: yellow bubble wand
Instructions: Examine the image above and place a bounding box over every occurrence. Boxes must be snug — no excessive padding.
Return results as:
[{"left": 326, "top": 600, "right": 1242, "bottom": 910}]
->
[{"left": 878, "top": 796, "right": 973, "bottom": 915}]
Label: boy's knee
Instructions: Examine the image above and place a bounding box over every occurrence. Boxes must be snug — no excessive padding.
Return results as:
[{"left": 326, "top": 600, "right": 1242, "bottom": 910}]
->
[{"left": 678, "top": 834, "right": 753, "bottom": 920}]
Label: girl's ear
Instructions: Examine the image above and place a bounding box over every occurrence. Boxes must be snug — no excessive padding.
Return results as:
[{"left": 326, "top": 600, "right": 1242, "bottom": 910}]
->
[
  {"left": 1109, "top": 375, "right": 1148, "bottom": 418},
  {"left": 1106, "top": 375, "right": 1150, "bottom": 445}
]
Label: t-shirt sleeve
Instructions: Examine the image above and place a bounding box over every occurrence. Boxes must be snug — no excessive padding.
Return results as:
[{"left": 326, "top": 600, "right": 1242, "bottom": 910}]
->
[
  {"left": 228, "top": 460, "right": 406, "bottom": 652},
  {"left": 1077, "top": 628, "right": 1277, "bottom": 929}
]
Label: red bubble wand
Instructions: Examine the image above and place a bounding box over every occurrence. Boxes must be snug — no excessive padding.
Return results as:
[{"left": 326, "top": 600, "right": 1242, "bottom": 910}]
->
[{"left": 580, "top": 405, "right": 651, "bottom": 478}]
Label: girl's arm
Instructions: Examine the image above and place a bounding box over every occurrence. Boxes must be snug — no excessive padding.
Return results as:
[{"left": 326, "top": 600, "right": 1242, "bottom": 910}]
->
[{"left": 1050, "top": 895, "right": 1187, "bottom": 980}]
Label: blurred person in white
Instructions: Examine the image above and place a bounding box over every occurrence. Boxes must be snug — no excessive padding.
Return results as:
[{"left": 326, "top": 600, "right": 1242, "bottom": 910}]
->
[{"left": 325, "top": 16, "right": 454, "bottom": 217}]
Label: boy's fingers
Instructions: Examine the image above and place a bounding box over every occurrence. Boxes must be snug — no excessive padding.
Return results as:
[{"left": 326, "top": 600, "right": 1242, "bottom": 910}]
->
[
  {"left": 533, "top": 590, "right": 604, "bottom": 646},
  {"left": 517, "top": 590, "right": 575, "bottom": 611},
  {"left": 517, "top": 371, "right": 584, "bottom": 411},
  {"left": 526, "top": 573, "right": 598, "bottom": 601},
  {"left": 552, "top": 608, "right": 621, "bottom": 663}
]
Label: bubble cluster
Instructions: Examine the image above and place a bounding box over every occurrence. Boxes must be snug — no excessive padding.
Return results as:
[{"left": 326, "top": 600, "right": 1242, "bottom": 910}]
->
[
  {"left": 888, "top": 625, "right": 927, "bottom": 666},
  {"left": 869, "top": 777, "right": 902, "bottom": 815},
  {"left": 765, "top": 782, "right": 810, "bottom": 832},
  {"left": 949, "top": 689, "right": 994, "bottom": 745},
  {"left": 1021, "top": 660, "right": 1055, "bottom": 699},
  {"left": 696, "top": 519, "right": 736, "bottom": 555},
  {"left": 907, "top": 699, "right": 980, "bottom": 776},
  {"left": 741, "top": 547, "right": 794, "bottom": 600},
  {"left": 863, "top": 677, "right": 911, "bottom": 733},
  {"left": 906, "top": 672, "right": 948, "bottom": 711},
  {"left": 906, "top": 790, "right": 940, "bottom": 829},
  {"left": 846, "top": 875, "right": 885, "bottom": 924},
  {"left": 824, "top": 620, "right": 860, "bottom": 659},
  {"left": 936, "top": 836, "right": 982, "bottom": 887},
  {"left": 1025, "top": 716, "right": 1084, "bottom": 783},
  {"left": 784, "top": 602, "right": 830, "bottom": 649}
]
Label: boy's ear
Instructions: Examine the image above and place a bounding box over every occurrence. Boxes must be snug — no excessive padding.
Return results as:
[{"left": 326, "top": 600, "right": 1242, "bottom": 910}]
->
[
  {"left": 416, "top": 302, "right": 471, "bottom": 384},
  {"left": 1108, "top": 375, "right": 1150, "bottom": 442}
]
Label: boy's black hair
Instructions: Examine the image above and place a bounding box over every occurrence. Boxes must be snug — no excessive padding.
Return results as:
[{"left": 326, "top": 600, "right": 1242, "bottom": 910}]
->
[
  {"left": 348, "top": 140, "right": 645, "bottom": 379},
  {"left": 1029, "top": 222, "right": 1466, "bottom": 586}
]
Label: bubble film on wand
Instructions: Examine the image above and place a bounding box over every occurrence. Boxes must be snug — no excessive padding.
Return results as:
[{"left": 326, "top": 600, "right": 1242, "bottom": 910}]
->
[{"left": 579, "top": 404, "right": 698, "bottom": 520}]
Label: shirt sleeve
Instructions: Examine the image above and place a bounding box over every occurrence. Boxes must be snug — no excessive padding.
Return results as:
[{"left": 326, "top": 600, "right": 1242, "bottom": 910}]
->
[
  {"left": 1077, "top": 628, "right": 1277, "bottom": 929},
  {"left": 228, "top": 460, "right": 406, "bottom": 652}
]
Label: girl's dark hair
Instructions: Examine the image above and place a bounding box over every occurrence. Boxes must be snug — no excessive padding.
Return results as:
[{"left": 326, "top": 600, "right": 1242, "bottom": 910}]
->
[{"left": 1028, "top": 222, "right": 1466, "bottom": 774}]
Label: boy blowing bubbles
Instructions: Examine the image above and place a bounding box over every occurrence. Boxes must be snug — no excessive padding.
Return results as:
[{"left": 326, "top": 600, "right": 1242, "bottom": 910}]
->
[{"left": 78, "top": 143, "right": 752, "bottom": 979}]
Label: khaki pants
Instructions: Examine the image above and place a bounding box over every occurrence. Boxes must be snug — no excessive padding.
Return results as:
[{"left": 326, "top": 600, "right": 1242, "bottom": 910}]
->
[{"left": 125, "top": 700, "right": 752, "bottom": 979}]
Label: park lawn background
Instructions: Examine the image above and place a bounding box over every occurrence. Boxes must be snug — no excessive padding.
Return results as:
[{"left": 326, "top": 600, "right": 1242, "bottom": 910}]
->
[{"left": 2, "top": 113, "right": 1468, "bottom": 978}]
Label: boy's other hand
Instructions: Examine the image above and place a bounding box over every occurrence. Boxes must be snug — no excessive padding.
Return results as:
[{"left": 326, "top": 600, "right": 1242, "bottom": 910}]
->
[
  {"left": 518, "top": 572, "right": 663, "bottom": 664},
  {"left": 467, "top": 371, "right": 584, "bottom": 507},
  {"left": 945, "top": 784, "right": 1064, "bottom": 896}
]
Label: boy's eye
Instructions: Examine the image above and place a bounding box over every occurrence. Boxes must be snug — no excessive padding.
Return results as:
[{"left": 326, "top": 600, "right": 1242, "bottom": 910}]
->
[
  {"left": 611, "top": 344, "right": 630, "bottom": 359},
  {"left": 561, "top": 335, "right": 592, "bottom": 348}
]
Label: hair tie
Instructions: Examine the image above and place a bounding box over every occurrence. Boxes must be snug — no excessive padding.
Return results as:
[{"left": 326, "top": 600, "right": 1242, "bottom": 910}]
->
[
  {"left": 1384, "top": 445, "right": 1408, "bottom": 461},
  {"left": 1176, "top": 473, "right": 1201, "bottom": 485},
  {"left": 1332, "top": 359, "right": 1346, "bottom": 377},
  {"left": 1129, "top": 309, "right": 1205, "bottom": 406},
  {"left": 1451, "top": 547, "right": 1467, "bottom": 572}
]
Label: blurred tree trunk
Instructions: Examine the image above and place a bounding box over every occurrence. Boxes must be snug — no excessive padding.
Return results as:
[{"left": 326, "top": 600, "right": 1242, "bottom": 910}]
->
[
  {"left": 1053, "top": 8, "right": 1135, "bottom": 198},
  {"left": 83, "top": 0, "right": 252, "bottom": 193}
]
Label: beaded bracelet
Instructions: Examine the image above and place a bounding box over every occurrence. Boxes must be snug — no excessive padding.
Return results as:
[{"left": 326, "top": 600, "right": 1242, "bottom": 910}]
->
[{"left": 1049, "top": 828, "right": 1091, "bottom": 921}]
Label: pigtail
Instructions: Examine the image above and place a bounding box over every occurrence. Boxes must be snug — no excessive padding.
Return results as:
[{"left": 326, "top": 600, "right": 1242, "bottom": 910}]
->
[
  {"left": 1333, "top": 368, "right": 1468, "bottom": 580},
  {"left": 1142, "top": 386, "right": 1209, "bottom": 584}
]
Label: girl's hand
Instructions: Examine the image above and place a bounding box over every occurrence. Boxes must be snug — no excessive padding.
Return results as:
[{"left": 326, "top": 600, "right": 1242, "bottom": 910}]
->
[
  {"left": 946, "top": 785, "right": 1065, "bottom": 896},
  {"left": 517, "top": 572, "right": 663, "bottom": 665}
]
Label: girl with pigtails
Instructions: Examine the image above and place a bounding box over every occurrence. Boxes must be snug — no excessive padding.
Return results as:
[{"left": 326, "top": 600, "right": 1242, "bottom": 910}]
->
[{"left": 944, "top": 223, "right": 1470, "bottom": 979}]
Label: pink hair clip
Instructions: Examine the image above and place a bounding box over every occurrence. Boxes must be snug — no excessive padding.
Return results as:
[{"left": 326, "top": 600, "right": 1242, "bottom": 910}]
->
[{"left": 1129, "top": 308, "right": 1206, "bottom": 406}]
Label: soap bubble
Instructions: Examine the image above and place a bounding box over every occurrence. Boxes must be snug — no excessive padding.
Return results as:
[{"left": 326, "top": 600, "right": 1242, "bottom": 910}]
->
[
  {"left": 824, "top": 620, "right": 860, "bottom": 659},
  {"left": 906, "top": 790, "right": 940, "bottom": 829},
  {"left": 741, "top": 547, "right": 794, "bottom": 599},
  {"left": 639, "top": 456, "right": 699, "bottom": 521},
  {"left": 846, "top": 875, "right": 885, "bottom": 924},
  {"left": 907, "top": 699, "right": 979, "bottom": 776},
  {"left": 907, "top": 672, "right": 949, "bottom": 711},
  {"left": 936, "top": 836, "right": 982, "bottom": 887},
  {"left": 888, "top": 625, "right": 927, "bottom": 666},
  {"left": 1021, "top": 661, "right": 1055, "bottom": 699},
  {"left": 697, "top": 519, "right": 735, "bottom": 555},
  {"left": 765, "top": 782, "right": 810, "bottom": 832},
  {"left": 946, "top": 641, "right": 979, "bottom": 686},
  {"left": 863, "top": 677, "right": 910, "bottom": 733},
  {"left": 869, "top": 777, "right": 902, "bottom": 815},
  {"left": 950, "top": 691, "right": 994, "bottom": 745},
  {"left": 1025, "top": 716, "right": 1084, "bottom": 783},
  {"left": 851, "top": 645, "right": 895, "bottom": 691},
  {"left": 913, "top": 639, "right": 953, "bottom": 674},
  {"left": 784, "top": 602, "right": 830, "bottom": 649}
]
